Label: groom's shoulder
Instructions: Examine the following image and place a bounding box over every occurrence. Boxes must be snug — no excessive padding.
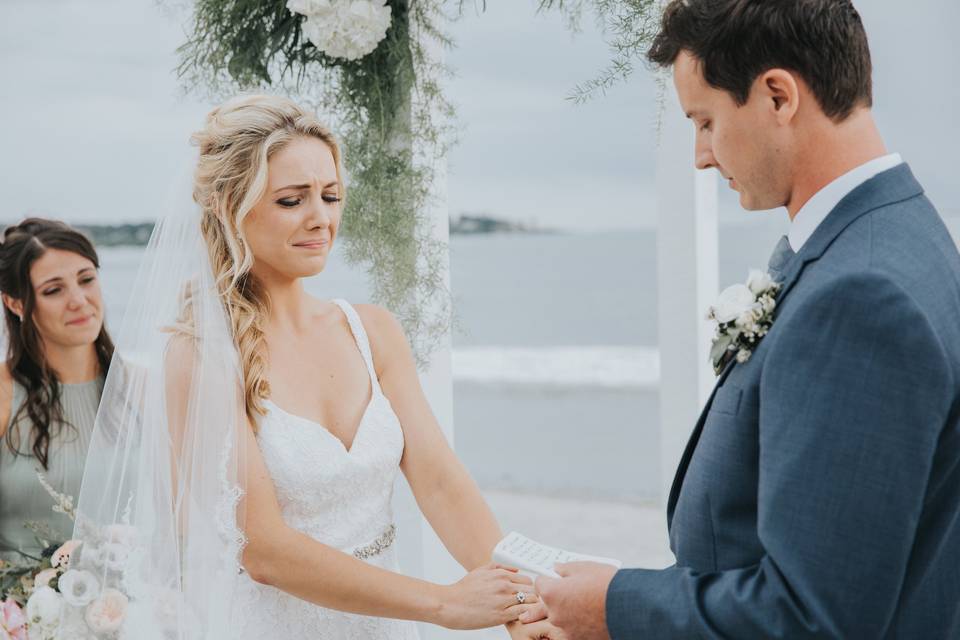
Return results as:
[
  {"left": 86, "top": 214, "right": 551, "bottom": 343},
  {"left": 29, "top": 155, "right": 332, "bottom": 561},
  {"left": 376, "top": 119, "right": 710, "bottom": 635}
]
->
[
  {"left": 785, "top": 194, "right": 960, "bottom": 363},
  {"left": 866, "top": 188, "right": 957, "bottom": 266},
  {"left": 814, "top": 187, "right": 960, "bottom": 308},
  {"left": 771, "top": 270, "right": 956, "bottom": 387},
  {"left": 836, "top": 188, "right": 952, "bottom": 263}
]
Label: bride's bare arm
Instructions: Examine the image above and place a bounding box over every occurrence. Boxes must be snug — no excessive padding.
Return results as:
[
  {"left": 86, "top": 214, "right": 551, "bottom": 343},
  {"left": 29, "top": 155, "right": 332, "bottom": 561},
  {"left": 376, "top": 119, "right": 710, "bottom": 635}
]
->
[
  {"left": 164, "top": 334, "right": 529, "bottom": 630},
  {"left": 359, "top": 307, "right": 542, "bottom": 639},
  {"left": 359, "top": 305, "right": 508, "bottom": 571}
]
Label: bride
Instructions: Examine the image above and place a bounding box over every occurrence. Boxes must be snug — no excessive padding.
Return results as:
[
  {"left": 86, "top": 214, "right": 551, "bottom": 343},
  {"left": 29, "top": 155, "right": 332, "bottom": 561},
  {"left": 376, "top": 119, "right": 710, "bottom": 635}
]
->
[{"left": 55, "top": 95, "right": 558, "bottom": 639}]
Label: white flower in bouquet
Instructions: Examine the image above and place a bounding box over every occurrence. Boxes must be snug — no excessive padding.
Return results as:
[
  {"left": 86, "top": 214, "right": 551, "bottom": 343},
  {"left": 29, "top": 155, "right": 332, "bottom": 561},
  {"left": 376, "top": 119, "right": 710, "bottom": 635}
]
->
[
  {"left": 708, "top": 283, "right": 757, "bottom": 324},
  {"left": 84, "top": 588, "right": 128, "bottom": 635},
  {"left": 24, "top": 586, "right": 61, "bottom": 637},
  {"left": 58, "top": 570, "right": 101, "bottom": 607},
  {"left": 296, "top": 0, "right": 393, "bottom": 61},
  {"left": 79, "top": 543, "right": 104, "bottom": 569},
  {"left": 101, "top": 542, "right": 130, "bottom": 572}
]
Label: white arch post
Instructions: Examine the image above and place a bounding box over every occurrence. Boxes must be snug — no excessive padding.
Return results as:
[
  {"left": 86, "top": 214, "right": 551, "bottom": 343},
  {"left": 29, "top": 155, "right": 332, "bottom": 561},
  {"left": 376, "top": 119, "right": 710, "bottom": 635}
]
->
[
  {"left": 385, "top": 19, "right": 463, "bottom": 640},
  {"left": 655, "top": 85, "right": 720, "bottom": 506}
]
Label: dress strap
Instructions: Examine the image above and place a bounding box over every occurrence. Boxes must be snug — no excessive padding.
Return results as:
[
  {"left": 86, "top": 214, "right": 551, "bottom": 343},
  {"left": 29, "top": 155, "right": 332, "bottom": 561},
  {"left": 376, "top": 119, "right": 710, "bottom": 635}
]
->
[{"left": 331, "top": 299, "right": 380, "bottom": 391}]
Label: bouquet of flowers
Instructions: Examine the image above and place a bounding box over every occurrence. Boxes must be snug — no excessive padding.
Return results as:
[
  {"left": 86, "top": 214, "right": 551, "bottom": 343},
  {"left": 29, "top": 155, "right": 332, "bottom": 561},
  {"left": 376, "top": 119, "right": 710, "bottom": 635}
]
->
[{"left": 0, "top": 472, "right": 128, "bottom": 640}]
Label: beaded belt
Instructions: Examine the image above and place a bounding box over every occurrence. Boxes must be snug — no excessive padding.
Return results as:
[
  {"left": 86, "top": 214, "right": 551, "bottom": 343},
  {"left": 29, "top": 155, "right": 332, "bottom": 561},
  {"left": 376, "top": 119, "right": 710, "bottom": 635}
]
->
[{"left": 352, "top": 524, "right": 397, "bottom": 560}]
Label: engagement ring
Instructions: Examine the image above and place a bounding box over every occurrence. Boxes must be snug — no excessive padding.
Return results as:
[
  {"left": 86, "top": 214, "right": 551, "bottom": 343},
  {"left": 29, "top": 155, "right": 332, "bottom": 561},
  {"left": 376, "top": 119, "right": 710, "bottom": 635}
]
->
[{"left": 515, "top": 592, "right": 526, "bottom": 604}]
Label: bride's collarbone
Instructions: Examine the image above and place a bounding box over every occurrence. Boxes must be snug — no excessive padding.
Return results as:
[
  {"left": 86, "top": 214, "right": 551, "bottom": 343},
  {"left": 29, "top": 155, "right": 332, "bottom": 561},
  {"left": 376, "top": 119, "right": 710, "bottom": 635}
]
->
[
  {"left": 264, "top": 345, "right": 373, "bottom": 436},
  {"left": 261, "top": 301, "right": 379, "bottom": 435}
]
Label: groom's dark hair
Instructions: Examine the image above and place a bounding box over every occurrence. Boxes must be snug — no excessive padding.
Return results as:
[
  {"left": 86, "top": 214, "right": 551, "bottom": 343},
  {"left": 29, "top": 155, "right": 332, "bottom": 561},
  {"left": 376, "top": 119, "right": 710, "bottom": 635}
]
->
[{"left": 648, "top": 0, "right": 873, "bottom": 122}]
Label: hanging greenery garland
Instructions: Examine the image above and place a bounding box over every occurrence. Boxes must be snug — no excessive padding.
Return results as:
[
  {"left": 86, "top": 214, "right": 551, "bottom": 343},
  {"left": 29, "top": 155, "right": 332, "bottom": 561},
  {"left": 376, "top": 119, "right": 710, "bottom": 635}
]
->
[{"left": 537, "top": 0, "right": 664, "bottom": 102}]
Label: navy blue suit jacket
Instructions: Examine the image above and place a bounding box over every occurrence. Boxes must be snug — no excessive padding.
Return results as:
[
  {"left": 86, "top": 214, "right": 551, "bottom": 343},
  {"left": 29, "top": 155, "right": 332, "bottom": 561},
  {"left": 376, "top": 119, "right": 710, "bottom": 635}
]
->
[{"left": 606, "top": 165, "right": 960, "bottom": 638}]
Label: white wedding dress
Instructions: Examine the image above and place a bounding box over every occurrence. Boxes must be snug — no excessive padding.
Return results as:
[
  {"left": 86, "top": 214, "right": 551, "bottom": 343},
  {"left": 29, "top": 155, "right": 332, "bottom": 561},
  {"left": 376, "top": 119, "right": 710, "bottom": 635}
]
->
[{"left": 232, "top": 299, "right": 421, "bottom": 639}]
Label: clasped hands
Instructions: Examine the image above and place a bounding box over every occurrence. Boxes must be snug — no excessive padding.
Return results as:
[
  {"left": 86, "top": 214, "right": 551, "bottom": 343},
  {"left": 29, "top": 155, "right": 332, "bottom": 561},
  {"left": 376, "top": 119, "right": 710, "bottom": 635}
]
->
[{"left": 506, "top": 561, "right": 619, "bottom": 640}]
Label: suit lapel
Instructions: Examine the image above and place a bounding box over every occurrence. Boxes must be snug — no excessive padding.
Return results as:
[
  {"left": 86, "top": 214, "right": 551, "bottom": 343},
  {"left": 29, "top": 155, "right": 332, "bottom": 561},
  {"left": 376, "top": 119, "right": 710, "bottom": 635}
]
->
[{"left": 665, "top": 163, "right": 924, "bottom": 528}]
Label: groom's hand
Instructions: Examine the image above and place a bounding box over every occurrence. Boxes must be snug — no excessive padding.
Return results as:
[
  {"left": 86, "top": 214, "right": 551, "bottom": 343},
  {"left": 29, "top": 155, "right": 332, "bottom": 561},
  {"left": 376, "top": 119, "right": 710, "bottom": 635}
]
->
[{"left": 532, "top": 562, "right": 617, "bottom": 640}]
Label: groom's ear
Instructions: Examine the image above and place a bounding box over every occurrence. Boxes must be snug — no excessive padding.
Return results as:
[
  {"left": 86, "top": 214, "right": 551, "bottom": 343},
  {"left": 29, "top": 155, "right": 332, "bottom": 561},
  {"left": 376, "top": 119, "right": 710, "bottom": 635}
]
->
[{"left": 757, "top": 69, "right": 801, "bottom": 125}]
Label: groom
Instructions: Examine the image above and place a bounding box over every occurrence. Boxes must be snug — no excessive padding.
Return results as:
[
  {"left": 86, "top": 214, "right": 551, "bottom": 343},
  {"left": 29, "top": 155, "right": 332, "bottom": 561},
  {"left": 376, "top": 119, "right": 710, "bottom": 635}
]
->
[{"left": 523, "top": 1, "right": 960, "bottom": 638}]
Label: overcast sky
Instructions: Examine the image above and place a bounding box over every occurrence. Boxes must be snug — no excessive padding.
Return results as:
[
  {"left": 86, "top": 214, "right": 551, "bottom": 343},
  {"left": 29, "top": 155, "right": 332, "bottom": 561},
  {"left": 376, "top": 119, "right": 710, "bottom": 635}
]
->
[{"left": 0, "top": 0, "right": 956, "bottom": 230}]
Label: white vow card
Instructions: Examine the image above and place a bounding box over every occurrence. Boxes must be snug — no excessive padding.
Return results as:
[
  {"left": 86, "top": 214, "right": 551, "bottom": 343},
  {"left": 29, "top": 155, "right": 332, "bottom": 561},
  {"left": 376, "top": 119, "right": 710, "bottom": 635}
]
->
[{"left": 492, "top": 531, "right": 622, "bottom": 579}]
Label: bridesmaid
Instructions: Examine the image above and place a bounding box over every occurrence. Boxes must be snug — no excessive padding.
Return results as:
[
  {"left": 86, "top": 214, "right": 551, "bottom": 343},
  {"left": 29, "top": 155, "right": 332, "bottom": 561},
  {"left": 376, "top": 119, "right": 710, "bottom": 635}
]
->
[{"left": 0, "top": 218, "right": 114, "bottom": 562}]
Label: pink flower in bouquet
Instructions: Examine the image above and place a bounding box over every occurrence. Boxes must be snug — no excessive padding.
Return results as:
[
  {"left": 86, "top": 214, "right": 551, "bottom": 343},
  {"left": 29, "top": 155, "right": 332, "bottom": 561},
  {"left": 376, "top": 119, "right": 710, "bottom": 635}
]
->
[
  {"left": 51, "top": 540, "right": 82, "bottom": 569},
  {"left": 32, "top": 569, "right": 58, "bottom": 590},
  {"left": 0, "top": 598, "right": 27, "bottom": 640},
  {"left": 84, "top": 588, "right": 128, "bottom": 634}
]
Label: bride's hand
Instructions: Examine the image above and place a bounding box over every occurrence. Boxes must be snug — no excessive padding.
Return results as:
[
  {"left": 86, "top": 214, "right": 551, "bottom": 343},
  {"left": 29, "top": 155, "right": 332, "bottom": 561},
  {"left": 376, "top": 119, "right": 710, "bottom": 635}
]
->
[{"left": 436, "top": 563, "right": 538, "bottom": 630}]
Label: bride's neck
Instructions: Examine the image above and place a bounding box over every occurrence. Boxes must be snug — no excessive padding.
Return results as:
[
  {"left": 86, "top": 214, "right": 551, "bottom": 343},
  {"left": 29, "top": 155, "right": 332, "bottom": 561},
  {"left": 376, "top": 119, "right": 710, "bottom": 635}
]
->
[{"left": 260, "top": 276, "right": 313, "bottom": 331}]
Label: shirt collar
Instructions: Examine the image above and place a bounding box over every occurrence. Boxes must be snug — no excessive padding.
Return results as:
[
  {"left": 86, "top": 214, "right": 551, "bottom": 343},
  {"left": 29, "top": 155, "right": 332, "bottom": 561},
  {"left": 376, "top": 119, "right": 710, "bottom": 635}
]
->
[{"left": 788, "top": 153, "right": 903, "bottom": 252}]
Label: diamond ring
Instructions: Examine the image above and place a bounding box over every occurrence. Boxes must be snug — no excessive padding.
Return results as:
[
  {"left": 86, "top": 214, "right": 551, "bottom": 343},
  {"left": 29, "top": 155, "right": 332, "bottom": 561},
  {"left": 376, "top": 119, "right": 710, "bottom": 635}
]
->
[{"left": 515, "top": 591, "right": 526, "bottom": 604}]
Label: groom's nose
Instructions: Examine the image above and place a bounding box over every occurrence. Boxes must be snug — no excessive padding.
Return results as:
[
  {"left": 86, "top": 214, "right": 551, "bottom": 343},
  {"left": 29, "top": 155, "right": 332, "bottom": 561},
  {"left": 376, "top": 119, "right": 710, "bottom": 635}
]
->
[{"left": 695, "top": 141, "right": 716, "bottom": 171}]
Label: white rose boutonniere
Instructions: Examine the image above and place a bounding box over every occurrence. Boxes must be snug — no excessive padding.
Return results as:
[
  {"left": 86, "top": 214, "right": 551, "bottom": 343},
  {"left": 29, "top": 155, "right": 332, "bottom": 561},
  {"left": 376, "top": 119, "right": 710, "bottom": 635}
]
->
[{"left": 707, "top": 270, "right": 783, "bottom": 375}]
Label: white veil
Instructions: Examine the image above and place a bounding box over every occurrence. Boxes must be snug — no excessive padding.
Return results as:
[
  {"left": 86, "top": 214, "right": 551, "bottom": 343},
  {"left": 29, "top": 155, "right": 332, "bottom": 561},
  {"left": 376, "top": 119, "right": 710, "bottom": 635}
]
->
[{"left": 56, "top": 162, "right": 250, "bottom": 639}]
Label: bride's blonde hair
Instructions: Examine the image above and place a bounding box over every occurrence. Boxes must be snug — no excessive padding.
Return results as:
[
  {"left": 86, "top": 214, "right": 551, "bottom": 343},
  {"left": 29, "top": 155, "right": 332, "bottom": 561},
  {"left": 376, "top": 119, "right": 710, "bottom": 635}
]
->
[{"left": 190, "top": 94, "right": 343, "bottom": 426}]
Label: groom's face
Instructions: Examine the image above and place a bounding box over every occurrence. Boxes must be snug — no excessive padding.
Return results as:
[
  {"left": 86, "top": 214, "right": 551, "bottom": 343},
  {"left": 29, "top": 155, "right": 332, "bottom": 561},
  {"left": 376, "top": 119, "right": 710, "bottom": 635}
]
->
[{"left": 673, "top": 51, "right": 791, "bottom": 211}]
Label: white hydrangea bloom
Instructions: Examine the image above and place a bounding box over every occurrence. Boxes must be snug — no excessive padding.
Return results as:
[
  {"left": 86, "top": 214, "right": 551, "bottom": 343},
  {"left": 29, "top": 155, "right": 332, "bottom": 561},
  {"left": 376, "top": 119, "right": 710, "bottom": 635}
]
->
[
  {"left": 296, "top": 0, "right": 392, "bottom": 61},
  {"left": 287, "top": 0, "right": 334, "bottom": 16}
]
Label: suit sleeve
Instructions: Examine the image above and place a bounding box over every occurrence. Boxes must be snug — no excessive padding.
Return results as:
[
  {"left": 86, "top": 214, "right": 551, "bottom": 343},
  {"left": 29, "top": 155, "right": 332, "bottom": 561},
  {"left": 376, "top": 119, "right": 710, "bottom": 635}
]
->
[{"left": 606, "top": 272, "right": 953, "bottom": 639}]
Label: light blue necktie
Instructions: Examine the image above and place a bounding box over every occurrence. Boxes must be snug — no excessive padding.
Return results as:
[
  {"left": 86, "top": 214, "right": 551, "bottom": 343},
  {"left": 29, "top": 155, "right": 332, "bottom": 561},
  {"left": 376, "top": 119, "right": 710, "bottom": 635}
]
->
[{"left": 767, "top": 235, "right": 796, "bottom": 282}]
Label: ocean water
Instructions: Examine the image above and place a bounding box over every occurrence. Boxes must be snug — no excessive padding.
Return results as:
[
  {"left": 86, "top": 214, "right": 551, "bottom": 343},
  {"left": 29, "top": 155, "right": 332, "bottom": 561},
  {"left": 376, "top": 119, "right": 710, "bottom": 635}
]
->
[{"left": 94, "top": 216, "right": 960, "bottom": 501}]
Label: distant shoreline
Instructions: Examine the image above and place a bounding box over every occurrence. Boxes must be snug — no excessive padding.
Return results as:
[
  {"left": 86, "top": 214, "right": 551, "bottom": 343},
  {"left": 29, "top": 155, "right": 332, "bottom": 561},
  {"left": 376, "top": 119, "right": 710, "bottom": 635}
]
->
[
  {"left": 449, "top": 214, "right": 556, "bottom": 236},
  {"left": 2, "top": 215, "right": 556, "bottom": 247}
]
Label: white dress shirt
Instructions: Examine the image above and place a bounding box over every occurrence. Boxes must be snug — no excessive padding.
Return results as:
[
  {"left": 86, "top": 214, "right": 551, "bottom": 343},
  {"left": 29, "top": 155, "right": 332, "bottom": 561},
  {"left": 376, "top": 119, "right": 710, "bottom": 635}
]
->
[{"left": 788, "top": 153, "right": 903, "bottom": 252}]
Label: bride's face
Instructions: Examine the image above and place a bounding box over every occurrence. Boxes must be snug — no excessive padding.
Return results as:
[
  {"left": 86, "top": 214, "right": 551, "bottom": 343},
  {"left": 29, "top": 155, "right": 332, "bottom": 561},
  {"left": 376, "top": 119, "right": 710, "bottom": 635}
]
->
[{"left": 243, "top": 136, "right": 342, "bottom": 281}]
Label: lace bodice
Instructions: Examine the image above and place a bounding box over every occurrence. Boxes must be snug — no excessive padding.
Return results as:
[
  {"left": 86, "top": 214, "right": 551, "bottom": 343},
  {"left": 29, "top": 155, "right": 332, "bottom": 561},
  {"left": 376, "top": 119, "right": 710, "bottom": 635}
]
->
[{"left": 232, "top": 300, "right": 419, "bottom": 639}]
